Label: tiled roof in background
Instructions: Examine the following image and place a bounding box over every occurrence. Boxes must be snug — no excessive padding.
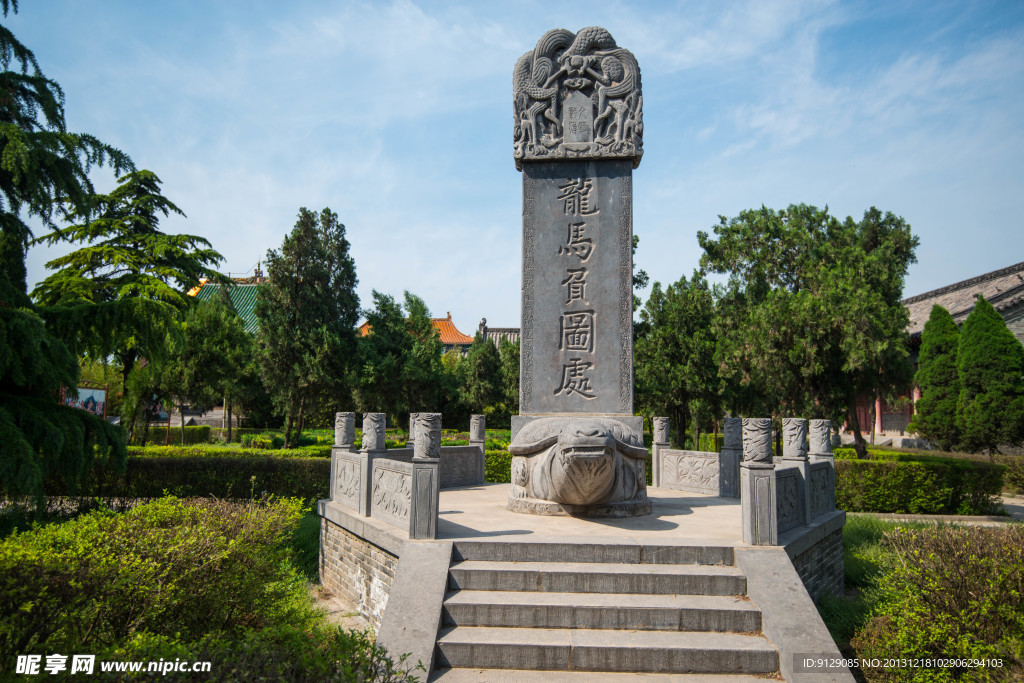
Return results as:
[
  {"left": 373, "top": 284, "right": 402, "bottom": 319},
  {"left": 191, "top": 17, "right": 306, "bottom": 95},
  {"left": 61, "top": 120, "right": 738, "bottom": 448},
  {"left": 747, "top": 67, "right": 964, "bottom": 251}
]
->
[
  {"left": 192, "top": 279, "right": 265, "bottom": 335},
  {"left": 903, "top": 261, "right": 1024, "bottom": 336},
  {"left": 358, "top": 313, "right": 475, "bottom": 346}
]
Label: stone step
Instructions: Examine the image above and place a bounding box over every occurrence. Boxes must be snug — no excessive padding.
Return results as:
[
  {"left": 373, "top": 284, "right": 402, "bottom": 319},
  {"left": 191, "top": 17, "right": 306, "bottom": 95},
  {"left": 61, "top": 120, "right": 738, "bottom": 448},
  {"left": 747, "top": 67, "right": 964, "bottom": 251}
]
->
[
  {"left": 435, "top": 626, "right": 778, "bottom": 674},
  {"left": 431, "top": 668, "right": 772, "bottom": 682},
  {"left": 452, "top": 541, "right": 735, "bottom": 566},
  {"left": 448, "top": 560, "right": 747, "bottom": 595},
  {"left": 442, "top": 590, "right": 761, "bottom": 632}
]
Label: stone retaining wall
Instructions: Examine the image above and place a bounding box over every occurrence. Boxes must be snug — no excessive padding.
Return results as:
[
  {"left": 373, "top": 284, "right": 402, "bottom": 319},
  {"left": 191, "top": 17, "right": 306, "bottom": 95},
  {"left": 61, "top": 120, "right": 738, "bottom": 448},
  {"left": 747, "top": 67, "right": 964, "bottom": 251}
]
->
[
  {"left": 319, "top": 516, "right": 397, "bottom": 631},
  {"left": 783, "top": 511, "right": 845, "bottom": 603}
]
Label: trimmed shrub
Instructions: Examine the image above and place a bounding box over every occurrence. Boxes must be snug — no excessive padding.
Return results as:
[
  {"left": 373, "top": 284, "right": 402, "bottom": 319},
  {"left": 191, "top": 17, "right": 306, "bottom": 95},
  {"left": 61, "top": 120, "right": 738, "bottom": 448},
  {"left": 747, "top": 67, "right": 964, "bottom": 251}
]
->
[
  {"left": 128, "top": 444, "right": 331, "bottom": 459},
  {"left": 1001, "top": 455, "right": 1024, "bottom": 494},
  {"left": 107, "top": 626, "right": 420, "bottom": 682},
  {"left": 485, "top": 449, "right": 511, "bottom": 484},
  {"left": 40, "top": 453, "right": 330, "bottom": 505},
  {"left": 0, "top": 497, "right": 313, "bottom": 657},
  {"left": 908, "top": 304, "right": 961, "bottom": 450},
  {"left": 850, "top": 525, "right": 1024, "bottom": 681},
  {"left": 835, "top": 458, "right": 1004, "bottom": 515},
  {"left": 241, "top": 432, "right": 286, "bottom": 449},
  {"left": 131, "top": 425, "right": 212, "bottom": 446}
]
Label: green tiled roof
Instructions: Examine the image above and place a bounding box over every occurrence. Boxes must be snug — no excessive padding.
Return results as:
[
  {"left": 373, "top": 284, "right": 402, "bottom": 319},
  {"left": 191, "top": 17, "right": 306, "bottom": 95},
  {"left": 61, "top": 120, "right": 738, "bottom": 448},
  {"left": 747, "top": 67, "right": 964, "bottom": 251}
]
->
[{"left": 194, "top": 282, "right": 264, "bottom": 335}]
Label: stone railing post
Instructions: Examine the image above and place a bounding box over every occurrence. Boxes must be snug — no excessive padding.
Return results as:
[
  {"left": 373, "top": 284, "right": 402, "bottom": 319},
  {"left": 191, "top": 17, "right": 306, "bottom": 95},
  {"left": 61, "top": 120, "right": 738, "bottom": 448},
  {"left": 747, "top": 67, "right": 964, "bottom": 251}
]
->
[
  {"left": 469, "top": 414, "right": 486, "bottom": 483},
  {"left": 334, "top": 411, "right": 356, "bottom": 451},
  {"left": 330, "top": 411, "right": 357, "bottom": 504},
  {"left": 809, "top": 418, "right": 836, "bottom": 513},
  {"left": 407, "top": 412, "right": 422, "bottom": 447},
  {"left": 783, "top": 417, "right": 812, "bottom": 526},
  {"left": 652, "top": 417, "right": 669, "bottom": 487},
  {"left": 720, "top": 417, "right": 742, "bottom": 498},
  {"left": 410, "top": 413, "right": 441, "bottom": 539},
  {"left": 359, "top": 413, "right": 388, "bottom": 516},
  {"left": 741, "top": 417, "right": 777, "bottom": 545}
]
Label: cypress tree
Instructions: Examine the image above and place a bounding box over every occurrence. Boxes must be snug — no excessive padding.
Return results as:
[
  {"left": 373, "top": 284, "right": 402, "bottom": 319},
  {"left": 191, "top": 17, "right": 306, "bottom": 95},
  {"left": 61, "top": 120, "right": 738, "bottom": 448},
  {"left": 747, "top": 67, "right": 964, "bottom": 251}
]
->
[
  {"left": 908, "top": 305, "right": 960, "bottom": 449},
  {"left": 956, "top": 296, "right": 1024, "bottom": 454},
  {"left": 1, "top": 2, "right": 132, "bottom": 499}
]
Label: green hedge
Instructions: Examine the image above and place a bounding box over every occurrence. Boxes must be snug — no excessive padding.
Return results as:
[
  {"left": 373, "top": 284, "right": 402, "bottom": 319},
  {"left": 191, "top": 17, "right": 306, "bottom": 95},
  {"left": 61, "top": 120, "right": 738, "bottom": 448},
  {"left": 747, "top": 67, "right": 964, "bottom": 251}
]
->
[
  {"left": 835, "top": 458, "right": 1004, "bottom": 515},
  {"left": 132, "top": 425, "right": 212, "bottom": 446},
  {"left": 128, "top": 445, "right": 331, "bottom": 459},
  {"left": 42, "top": 454, "right": 330, "bottom": 504}
]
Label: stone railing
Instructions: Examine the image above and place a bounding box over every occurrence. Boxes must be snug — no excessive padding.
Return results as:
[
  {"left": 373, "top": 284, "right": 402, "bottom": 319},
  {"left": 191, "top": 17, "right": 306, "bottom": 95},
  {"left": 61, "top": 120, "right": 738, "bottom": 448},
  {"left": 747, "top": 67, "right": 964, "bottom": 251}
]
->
[
  {"left": 327, "top": 412, "right": 487, "bottom": 540},
  {"left": 737, "top": 417, "right": 838, "bottom": 545},
  {"left": 651, "top": 417, "right": 739, "bottom": 498}
]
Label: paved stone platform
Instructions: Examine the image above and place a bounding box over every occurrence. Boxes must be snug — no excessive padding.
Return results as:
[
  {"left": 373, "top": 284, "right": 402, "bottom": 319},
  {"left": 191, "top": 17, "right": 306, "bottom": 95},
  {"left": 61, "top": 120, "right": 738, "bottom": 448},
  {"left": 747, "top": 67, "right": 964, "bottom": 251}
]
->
[{"left": 437, "top": 484, "right": 743, "bottom": 544}]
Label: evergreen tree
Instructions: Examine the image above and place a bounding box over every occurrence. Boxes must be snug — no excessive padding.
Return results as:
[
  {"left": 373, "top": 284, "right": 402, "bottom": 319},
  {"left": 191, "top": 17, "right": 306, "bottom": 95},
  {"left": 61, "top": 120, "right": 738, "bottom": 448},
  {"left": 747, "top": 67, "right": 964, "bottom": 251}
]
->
[
  {"left": 256, "top": 208, "right": 359, "bottom": 447},
  {"left": 1, "top": 2, "right": 131, "bottom": 498},
  {"left": 162, "top": 293, "right": 250, "bottom": 443},
  {"left": 354, "top": 291, "right": 412, "bottom": 420},
  {"left": 634, "top": 271, "right": 719, "bottom": 447},
  {"left": 956, "top": 296, "right": 1024, "bottom": 454},
  {"left": 401, "top": 292, "right": 446, "bottom": 416},
  {"left": 33, "top": 171, "right": 223, "bottom": 390},
  {"left": 462, "top": 333, "right": 503, "bottom": 416},
  {"left": 499, "top": 337, "right": 520, "bottom": 414},
  {"left": 699, "top": 205, "right": 918, "bottom": 457},
  {"left": 908, "top": 305, "right": 960, "bottom": 449}
]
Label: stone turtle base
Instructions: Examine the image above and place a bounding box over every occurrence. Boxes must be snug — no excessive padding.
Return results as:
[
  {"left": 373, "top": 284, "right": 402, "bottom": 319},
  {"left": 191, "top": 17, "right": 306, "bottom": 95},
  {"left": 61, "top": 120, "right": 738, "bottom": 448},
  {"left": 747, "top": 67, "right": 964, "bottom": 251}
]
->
[{"left": 507, "top": 494, "right": 652, "bottom": 518}]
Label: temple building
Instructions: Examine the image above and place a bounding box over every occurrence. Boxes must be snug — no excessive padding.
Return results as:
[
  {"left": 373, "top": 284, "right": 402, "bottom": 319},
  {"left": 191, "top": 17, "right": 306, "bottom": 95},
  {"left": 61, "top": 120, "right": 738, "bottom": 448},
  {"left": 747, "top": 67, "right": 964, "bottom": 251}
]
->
[
  {"left": 358, "top": 312, "right": 475, "bottom": 354},
  {"left": 857, "top": 260, "right": 1024, "bottom": 440}
]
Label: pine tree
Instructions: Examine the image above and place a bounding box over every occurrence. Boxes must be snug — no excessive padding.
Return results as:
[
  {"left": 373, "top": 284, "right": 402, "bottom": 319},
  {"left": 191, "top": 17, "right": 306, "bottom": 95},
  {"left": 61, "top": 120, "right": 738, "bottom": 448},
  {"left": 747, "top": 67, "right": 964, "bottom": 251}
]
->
[
  {"left": 956, "top": 296, "right": 1024, "bottom": 454},
  {"left": 256, "top": 208, "right": 359, "bottom": 447},
  {"left": 908, "top": 305, "right": 960, "bottom": 449},
  {"left": 1, "top": 2, "right": 132, "bottom": 498},
  {"left": 32, "top": 170, "right": 224, "bottom": 399},
  {"left": 462, "top": 333, "right": 503, "bottom": 415}
]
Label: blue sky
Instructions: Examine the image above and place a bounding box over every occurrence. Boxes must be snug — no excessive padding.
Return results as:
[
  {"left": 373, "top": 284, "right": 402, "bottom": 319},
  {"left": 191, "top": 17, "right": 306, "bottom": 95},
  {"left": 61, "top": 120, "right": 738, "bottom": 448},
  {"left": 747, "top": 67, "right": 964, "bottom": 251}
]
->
[{"left": 14, "top": 0, "right": 1024, "bottom": 330}]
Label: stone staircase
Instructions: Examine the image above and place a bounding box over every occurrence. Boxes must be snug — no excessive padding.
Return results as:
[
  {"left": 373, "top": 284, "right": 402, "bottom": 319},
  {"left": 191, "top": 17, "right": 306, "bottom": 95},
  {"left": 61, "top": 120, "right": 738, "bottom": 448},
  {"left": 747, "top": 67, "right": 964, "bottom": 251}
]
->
[{"left": 431, "top": 541, "right": 779, "bottom": 680}]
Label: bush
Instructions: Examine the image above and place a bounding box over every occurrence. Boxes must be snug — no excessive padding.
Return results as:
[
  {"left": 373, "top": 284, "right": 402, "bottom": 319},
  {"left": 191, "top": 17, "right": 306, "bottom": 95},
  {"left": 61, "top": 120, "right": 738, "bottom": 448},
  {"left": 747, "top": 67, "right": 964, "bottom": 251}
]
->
[
  {"left": 0, "top": 497, "right": 314, "bottom": 658},
  {"left": 108, "top": 626, "right": 421, "bottom": 682},
  {"left": 850, "top": 525, "right": 1024, "bottom": 681},
  {"left": 999, "top": 455, "right": 1024, "bottom": 494},
  {"left": 485, "top": 449, "right": 511, "bottom": 484},
  {"left": 131, "top": 425, "right": 212, "bottom": 446},
  {"left": 39, "top": 453, "right": 331, "bottom": 506},
  {"left": 241, "top": 432, "right": 285, "bottom": 449},
  {"left": 835, "top": 455, "right": 1005, "bottom": 515}
]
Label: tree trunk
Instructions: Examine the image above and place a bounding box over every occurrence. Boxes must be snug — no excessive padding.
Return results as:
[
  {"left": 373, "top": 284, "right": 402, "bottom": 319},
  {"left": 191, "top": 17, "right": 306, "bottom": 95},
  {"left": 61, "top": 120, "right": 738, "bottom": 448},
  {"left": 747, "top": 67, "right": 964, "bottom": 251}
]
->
[
  {"left": 284, "top": 409, "right": 294, "bottom": 450},
  {"left": 226, "top": 399, "right": 233, "bottom": 443},
  {"left": 694, "top": 423, "right": 701, "bottom": 452},
  {"left": 846, "top": 407, "right": 868, "bottom": 458},
  {"left": 295, "top": 395, "right": 306, "bottom": 447},
  {"left": 165, "top": 402, "right": 172, "bottom": 445},
  {"left": 714, "top": 420, "right": 719, "bottom": 453},
  {"left": 180, "top": 402, "right": 186, "bottom": 445}
]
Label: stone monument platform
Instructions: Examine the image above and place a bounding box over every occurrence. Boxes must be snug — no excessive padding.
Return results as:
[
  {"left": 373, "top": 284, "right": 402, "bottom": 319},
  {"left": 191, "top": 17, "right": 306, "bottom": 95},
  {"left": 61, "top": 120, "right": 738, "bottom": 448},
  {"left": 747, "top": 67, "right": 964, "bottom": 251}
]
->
[{"left": 319, "top": 480, "right": 851, "bottom": 682}]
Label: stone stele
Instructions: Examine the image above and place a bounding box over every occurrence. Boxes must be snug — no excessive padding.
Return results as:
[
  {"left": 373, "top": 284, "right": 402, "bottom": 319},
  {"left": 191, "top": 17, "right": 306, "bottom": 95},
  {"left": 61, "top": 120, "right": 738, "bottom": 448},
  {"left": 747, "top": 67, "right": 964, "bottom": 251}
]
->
[{"left": 510, "top": 27, "right": 648, "bottom": 517}]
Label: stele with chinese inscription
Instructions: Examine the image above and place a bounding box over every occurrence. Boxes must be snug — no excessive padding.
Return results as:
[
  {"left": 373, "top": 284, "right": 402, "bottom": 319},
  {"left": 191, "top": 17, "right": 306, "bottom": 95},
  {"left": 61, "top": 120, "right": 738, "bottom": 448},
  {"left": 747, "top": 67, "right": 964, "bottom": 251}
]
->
[{"left": 510, "top": 27, "right": 649, "bottom": 517}]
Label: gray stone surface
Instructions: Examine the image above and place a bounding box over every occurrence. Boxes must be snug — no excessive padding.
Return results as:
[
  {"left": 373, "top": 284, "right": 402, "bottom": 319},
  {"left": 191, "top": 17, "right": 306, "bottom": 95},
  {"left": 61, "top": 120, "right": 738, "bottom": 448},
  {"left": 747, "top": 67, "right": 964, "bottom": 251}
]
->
[
  {"left": 782, "top": 418, "right": 808, "bottom": 460},
  {"left": 437, "top": 627, "right": 776, "bottom": 674},
  {"left": 469, "top": 414, "right": 486, "bottom": 442},
  {"left": 741, "top": 418, "right": 772, "bottom": 463},
  {"left": 335, "top": 411, "right": 356, "bottom": 448},
  {"left": 439, "top": 445, "right": 485, "bottom": 489},
  {"left": 512, "top": 27, "right": 643, "bottom": 170},
  {"left": 519, "top": 160, "right": 635, "bottom": 416},
  {"left": 414, "top": 413, "right": 442, "bottom": 460},
  {"left": 723, "top": 417, "right": 742, "bottom": 449},
  {"left": 410, "top": 458, "right": 440, "bottom": 540},
  {"left": 363, "top": 412, "right": 387, "bottom": 452},
  {"left": 740, "top": 464, "right": 777, "bottom": 545},
  {"left": 809, "top": 418, "right": 833, "bottom": 457},
  {"left": 735, "top": 547, "right": 854, "bottom": 682},
  {"left": 377, "top": 540, "right": 453, "bottom": 678},
  {"left": 507, "top": 416, "right": 649, "bottom": 515},
  {"left": 653, "top": 417, "right": 669, "bottom": 445}
]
